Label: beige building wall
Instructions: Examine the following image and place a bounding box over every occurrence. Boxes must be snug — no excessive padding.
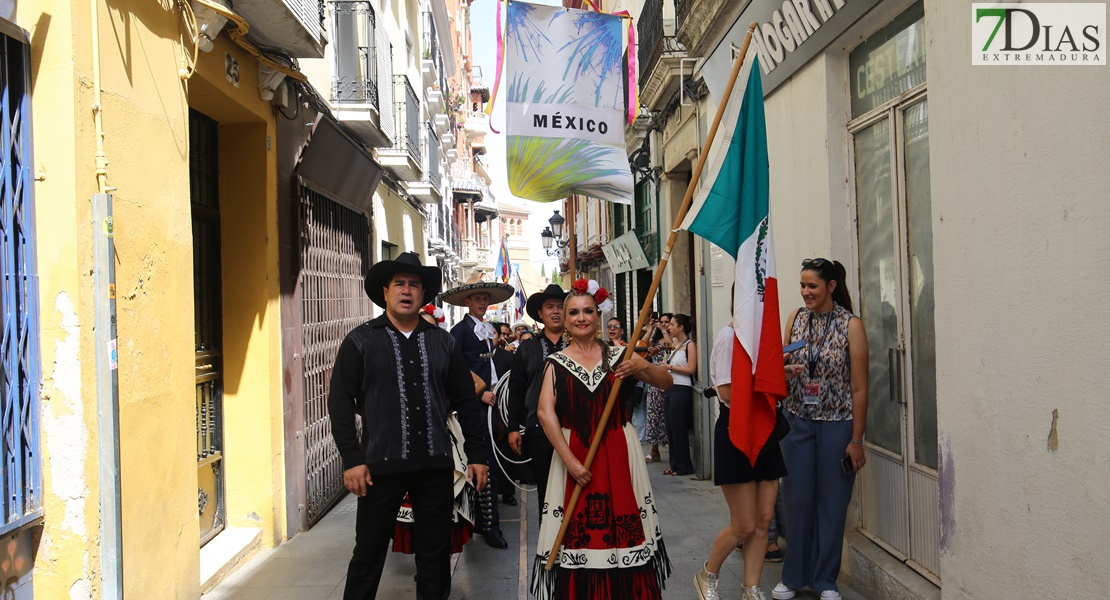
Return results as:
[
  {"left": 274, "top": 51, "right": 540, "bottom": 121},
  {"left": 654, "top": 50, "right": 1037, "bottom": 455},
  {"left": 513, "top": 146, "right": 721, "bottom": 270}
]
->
[
  {"left": 695, "top": 1, "right": 1110, "bottom": 597},
  {"left": 925, "top": 2, "right": 1110, "bottom": 598}
]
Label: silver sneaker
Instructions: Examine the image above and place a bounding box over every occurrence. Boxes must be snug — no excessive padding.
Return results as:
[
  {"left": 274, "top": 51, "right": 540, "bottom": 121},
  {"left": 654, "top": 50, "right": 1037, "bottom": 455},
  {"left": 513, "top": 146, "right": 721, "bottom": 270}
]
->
[
  {"left": 771, "top": 582, "right": 797, "bottom": 600},
  {"left": 694, "top": 562, "right": 720, "bottom": 600},
  {"left": 743, "top": 585, "right": 769, "bottom": 600}
]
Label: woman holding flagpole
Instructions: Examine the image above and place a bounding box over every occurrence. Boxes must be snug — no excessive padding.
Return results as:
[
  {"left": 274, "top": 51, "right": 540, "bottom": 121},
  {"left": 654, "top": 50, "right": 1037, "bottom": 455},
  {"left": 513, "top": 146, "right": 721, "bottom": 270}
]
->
[
  {"left": 771, "top": 259, "right": 868, "bottom": 600},
  {"left": 531, "top": 280, "right": 674, "bottom": 599}
]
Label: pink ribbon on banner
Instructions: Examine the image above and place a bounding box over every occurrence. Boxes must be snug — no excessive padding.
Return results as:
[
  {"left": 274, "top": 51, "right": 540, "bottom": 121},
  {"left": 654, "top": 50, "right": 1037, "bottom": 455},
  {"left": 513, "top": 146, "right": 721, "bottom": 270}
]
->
[
  {"left": 612, "top": 10, "right": 637, "bottom": 125},
  {"left": 485, "top": 0, "right": 506, "bottom": 135}
]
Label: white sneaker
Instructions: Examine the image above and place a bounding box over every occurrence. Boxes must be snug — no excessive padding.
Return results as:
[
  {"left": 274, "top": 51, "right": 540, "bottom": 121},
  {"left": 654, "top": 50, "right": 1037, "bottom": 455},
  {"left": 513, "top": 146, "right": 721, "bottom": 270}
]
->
[
  {"left": 820, "top": 591, "right": 842, "bottom": 600},
  {"left": 694, "top": 562, "right": 720, "bottom": 600},
  {"left": 771, "top": 582, "right": 796, "bottom": 599},
  {"left": 743, "top": 585, "right": 769, "bottom": 600}
]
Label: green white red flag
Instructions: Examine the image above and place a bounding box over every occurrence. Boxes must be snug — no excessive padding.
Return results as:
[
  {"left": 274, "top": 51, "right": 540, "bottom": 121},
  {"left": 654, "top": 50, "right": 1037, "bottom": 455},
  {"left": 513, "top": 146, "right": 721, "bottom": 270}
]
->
[{"left": 680, "top": 58, "right": 787, "bottom": 466}]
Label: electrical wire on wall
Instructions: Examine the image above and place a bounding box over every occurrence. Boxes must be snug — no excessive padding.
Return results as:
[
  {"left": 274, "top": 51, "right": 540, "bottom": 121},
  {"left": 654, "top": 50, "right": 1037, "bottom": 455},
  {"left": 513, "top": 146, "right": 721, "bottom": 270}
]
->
[
  {"left": 190, "top": 0, "right": 307, "bottom": 81},
  {"left": 176, "top": 0, "right": 200, "bottom": 80}
]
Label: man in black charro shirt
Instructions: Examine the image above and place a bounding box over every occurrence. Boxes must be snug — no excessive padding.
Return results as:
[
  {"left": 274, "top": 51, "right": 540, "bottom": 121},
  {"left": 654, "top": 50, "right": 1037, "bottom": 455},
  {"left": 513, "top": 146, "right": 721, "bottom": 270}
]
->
[
  {"left": 505, "top": 283, "right": 568, "bottom": 527},
  {"left": 328, "top": 252, "right": 489, "bottom": 600}
]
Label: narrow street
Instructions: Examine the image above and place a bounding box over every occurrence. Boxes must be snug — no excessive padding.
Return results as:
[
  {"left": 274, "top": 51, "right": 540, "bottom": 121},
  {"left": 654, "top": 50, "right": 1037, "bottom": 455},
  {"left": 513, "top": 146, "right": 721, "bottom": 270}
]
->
[{"left": 204, "top": 452, "right": 870, "bottom": 600}]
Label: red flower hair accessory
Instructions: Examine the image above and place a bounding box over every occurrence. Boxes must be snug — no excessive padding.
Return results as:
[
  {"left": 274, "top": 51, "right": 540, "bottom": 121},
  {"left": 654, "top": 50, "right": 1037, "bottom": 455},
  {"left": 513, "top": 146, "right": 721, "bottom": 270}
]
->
[
  {"left": 570, "top": 279, "right": 614, "bottom": 313},
  {"left": 422, "top": 303, "right": 446, "bottom": 323}
]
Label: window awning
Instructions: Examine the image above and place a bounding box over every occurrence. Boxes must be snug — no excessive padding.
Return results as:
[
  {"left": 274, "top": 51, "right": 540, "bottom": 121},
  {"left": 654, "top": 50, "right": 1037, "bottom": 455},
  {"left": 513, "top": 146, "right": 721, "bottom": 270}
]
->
[{"left": 296, "top": 114, "right": 383, "bottom": 213}]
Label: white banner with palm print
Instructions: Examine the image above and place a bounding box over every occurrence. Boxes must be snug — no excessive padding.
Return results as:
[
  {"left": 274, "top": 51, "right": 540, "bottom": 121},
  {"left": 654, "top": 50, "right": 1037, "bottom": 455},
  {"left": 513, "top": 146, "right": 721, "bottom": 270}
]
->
[{"left": 505, "top": 2, "right": 632, "bottom": 205}]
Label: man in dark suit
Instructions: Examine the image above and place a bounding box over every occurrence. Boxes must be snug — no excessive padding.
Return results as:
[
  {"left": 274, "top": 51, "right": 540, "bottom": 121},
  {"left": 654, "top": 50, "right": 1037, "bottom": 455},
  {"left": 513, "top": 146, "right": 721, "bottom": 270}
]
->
[{"left": 442, "top": 277, "right": 514, "bottom": 549}]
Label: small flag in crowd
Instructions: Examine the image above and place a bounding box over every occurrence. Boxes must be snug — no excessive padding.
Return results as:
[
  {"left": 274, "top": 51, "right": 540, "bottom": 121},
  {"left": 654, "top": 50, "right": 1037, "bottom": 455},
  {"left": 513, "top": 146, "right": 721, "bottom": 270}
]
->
[
  {"left": 680, "top": 58, "right": 786, "bottom": 467},
  {"left": 495, "top": 237, "right": 512, "bottom": 283},
  {"left": 513, "top": 270, "right": 527, "bottom": 320}
]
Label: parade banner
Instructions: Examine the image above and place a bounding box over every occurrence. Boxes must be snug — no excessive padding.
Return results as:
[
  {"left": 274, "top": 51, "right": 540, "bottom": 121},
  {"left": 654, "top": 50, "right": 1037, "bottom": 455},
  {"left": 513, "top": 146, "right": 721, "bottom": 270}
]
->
[{"left": 505, "top": 2, "right": 633, "bottom": 204}]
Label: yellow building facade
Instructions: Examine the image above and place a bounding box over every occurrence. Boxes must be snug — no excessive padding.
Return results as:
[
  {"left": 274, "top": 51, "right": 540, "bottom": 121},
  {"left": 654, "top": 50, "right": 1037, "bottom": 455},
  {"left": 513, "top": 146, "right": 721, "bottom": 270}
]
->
[{"left": 6, "top": 1, "right": 291, "bottom": 596}]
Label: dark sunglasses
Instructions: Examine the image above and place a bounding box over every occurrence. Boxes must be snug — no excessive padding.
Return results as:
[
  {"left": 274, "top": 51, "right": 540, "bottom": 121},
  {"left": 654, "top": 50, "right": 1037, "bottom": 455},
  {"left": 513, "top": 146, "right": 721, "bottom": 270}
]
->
[{"left": 801, "top": 258, "right": 830, "bottom": 269}]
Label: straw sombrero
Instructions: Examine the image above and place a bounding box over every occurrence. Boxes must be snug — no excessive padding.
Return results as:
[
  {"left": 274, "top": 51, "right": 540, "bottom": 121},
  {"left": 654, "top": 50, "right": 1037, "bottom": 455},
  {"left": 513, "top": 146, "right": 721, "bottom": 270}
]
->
[{"left": 439, "top": 273, "right": 514, "bottom": 306}]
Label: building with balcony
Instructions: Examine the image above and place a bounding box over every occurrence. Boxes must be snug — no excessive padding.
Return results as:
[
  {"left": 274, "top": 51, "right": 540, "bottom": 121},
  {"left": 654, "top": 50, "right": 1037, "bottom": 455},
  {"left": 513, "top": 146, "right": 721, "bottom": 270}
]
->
[{"left": 0, "top": 0, "right": 353, "bottom": 596}]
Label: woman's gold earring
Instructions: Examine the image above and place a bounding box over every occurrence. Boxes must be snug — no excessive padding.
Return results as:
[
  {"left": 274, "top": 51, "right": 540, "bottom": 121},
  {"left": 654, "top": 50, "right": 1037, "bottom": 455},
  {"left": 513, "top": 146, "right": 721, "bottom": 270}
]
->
[{"left": 562, "top": 329, "right": 573, "bottom": 343}]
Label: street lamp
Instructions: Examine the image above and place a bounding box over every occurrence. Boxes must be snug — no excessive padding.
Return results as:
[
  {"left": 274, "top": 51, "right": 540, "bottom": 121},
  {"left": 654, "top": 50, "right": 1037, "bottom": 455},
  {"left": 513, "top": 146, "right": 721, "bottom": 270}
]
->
[{"left": 541, "top": 210, "right": 570, "bottom": 256}]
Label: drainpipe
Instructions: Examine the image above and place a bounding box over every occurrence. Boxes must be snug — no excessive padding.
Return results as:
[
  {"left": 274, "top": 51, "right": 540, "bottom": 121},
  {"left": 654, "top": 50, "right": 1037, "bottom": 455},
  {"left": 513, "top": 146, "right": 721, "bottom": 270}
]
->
[{"left": 90, "top": 0, "right": 124, "bottom": 597}]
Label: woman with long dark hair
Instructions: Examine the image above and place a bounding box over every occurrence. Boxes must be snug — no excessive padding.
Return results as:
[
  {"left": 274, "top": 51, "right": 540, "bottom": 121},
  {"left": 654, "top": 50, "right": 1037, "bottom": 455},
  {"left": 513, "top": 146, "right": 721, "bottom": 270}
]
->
[
  {"left": 662, "top": 314, "right": 697, "bottom": 476},
  {"left": 772, "top": 259, "right": 869, "bottom": 600}
]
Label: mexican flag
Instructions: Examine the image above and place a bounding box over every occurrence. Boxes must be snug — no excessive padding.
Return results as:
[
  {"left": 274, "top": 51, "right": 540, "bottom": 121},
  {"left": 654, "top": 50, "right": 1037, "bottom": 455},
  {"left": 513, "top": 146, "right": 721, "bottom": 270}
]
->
[{"left": 680, "top": 58, "right": 787, "bottom": 466}]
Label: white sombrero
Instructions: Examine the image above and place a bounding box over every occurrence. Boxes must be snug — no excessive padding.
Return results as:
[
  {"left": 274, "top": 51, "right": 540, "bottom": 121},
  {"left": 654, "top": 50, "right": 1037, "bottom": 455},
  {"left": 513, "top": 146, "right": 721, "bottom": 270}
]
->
[{"left": 439, "top": 273, "right": 514, "bottom": 306}]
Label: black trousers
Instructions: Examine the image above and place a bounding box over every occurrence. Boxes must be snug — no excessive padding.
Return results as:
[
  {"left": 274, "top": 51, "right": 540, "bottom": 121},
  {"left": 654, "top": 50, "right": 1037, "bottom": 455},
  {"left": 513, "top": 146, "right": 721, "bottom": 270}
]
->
[
  {"left": 343, "top": 468, "right": 454, "bottom": 600},
  {"left": 663, "top": 384, "right": 695, "bottom": 475},
  {"left": 522, "top": 425, "right": 555, "bottom": 527}
]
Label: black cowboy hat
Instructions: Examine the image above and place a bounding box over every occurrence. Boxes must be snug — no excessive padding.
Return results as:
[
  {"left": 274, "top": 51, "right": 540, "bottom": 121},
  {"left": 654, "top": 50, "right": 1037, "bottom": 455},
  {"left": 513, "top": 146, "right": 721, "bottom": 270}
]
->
[
  {"left": 526, "top": 283, "right": 568, "bottom": 322},
  {"left": 364, "top": 252, "right": 442, "bottom": 309}
]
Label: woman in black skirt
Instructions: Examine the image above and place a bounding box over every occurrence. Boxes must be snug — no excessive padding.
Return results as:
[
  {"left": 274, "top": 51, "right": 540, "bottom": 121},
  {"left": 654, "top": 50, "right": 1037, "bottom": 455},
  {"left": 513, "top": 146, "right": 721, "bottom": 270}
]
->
[{"left": 694, "top": 320, "right": 788, "bottom": 600}]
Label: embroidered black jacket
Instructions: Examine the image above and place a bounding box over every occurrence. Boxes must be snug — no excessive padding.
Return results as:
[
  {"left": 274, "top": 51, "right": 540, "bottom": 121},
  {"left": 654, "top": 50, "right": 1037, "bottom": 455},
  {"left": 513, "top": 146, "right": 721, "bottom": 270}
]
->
[
  {"left": 506, "top": 330, "right": 568, "bottom": 432},
  {"left": 327, "top": 314, "right": 489, "bottom": 475}
]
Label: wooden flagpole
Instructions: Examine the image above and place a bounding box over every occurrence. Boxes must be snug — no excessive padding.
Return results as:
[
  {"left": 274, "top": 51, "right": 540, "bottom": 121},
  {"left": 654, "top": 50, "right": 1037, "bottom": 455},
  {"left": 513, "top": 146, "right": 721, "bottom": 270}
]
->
[{"left": 545, "top": 22, "right": 760, "bottom": 571}]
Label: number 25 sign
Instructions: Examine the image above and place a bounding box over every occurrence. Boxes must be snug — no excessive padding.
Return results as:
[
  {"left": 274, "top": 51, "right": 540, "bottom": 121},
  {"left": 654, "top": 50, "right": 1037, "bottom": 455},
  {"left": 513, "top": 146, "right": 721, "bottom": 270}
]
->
[{"left": 225, "top": 52, "right": 240, "bottom": 88}]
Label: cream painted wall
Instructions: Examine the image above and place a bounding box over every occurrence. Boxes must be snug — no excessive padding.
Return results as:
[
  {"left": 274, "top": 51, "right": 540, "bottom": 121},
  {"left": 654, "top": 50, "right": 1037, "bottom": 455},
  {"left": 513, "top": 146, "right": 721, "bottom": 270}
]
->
[
  {"left": 926, "top": 3, "right": 1110, "bottom": 598},
  {"left": 375, "top": 185, "right": 428, "bottom": 261},
  {"left": 20, "top": 1, "right": 104, "bottom": 597}
]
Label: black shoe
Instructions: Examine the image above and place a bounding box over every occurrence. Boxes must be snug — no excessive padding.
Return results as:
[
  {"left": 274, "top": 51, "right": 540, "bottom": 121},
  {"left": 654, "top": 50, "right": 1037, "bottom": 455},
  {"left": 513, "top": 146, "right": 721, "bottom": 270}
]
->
[
  {"left": 484, "top": 531, "right": 509, "bottom": 549},
  {"left": 502, "top": 495, "right": 518, "bottom": 506}
]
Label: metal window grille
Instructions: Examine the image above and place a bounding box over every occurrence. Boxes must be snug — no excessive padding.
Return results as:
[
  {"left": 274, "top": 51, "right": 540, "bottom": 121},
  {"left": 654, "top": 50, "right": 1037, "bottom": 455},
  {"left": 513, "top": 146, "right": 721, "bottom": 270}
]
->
[
  {"left": 638, "top": 0, "right": 664, "bottom": 82},
  {"left": 394, "top": 75, "right": 420, "bottom": 165},
  {"left": 298, "top": 186, "right": 372, "bottom": 524},
  {"left": 0, "top": 29, "right": 42, "bottom": 536},
  {"left": 674, "top": 0, "right": 688, "bottom": 33},
  {"left": 331, "top": 1, "right": 379, "bottom": 107},
  {"left": 190, "top": 109, "right": 225, "bottom": 546}
]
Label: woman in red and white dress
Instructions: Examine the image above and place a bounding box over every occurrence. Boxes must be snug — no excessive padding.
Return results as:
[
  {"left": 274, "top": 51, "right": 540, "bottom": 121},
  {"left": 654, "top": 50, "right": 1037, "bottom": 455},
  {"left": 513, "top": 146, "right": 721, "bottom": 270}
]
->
[{"left": 531, "top": 280, "right": 675, "bottom": 600}]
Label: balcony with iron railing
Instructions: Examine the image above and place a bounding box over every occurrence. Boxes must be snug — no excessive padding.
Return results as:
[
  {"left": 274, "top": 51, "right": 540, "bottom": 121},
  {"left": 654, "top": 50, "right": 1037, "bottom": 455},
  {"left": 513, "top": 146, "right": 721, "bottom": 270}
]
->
[
  {"left": 405, "top": 123, "right": 443, "bottom": 203},
  {"left": 378, "top": 75, "right": 424, "bottom": 181},
  {"left": 673, "top": 0, "right": 734, "bottom": 55},
  {"left": 675, "top": 0, "right": 688, "bottom": 34},
  {"left": 637, "top": 0, "right": 688, "bottom": 107},
  {"left": 421, "top": 12, "right": 441, "bottom": 91},
  {"left": 330, "top": 1, "right": 393, "bottom": 147},
  {"left": 222, "top": 0, "right": 326, "bottom": 58},
  {"left": 425, "top": 123, "right": 442, "bottom": 190}
]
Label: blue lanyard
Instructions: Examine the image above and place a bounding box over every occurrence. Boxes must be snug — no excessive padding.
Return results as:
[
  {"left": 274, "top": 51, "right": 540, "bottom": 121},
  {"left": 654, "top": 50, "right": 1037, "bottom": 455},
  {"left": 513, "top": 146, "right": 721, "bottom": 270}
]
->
[{"left": 806, "top": 310, "right": 835, "bottom": 379}]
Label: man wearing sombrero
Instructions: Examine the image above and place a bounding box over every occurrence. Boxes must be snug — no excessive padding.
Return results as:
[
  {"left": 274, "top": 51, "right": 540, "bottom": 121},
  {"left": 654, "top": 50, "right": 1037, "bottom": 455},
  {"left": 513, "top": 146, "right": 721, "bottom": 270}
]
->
[
  {"left": 328, "top": 252, "right": 490, "bottom": 599},
  {"left": 442, "top": 274, "right": 515, "bottom": 549}
]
